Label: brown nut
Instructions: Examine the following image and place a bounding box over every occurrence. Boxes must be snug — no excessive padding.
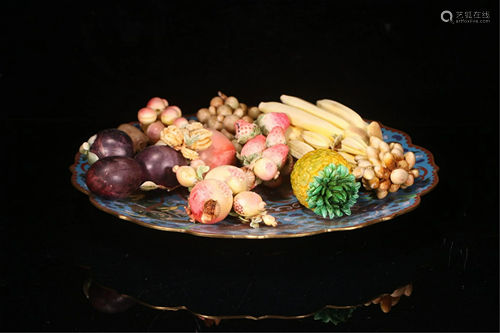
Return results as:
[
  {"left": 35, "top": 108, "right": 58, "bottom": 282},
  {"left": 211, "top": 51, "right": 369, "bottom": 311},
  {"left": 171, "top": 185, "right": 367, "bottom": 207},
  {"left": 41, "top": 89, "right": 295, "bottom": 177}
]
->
[
  {"left": 241, "top": 115, "right": 254, "bottom": 123},
  {"left": 233, "top": 108, "right": 245, "bottom": 118},
  {"left": 223, "top": 114, "right": 240, "bottom": 134},
  {"left": 238, "top": 102, "right": 248, "bottom": 112},
  {"left": 224, "top": 96, "right": 239, "bottom": 110},
  {"left": 220, "top": 128, "right": 235, "bottom": 140},
  {"left": 196, "top": 108, "right": 211, "bottom": 124},
  {"left": 208, "top": 105, "right": 217, "bottom": 115},
  {"left": 210, "top": 96, "right": 224, "bottom": 107},
  {"left": 217, "top": 104, "right": 233, "bottom": 116},
  {"left": 247, "top": 106, "right": 261, "bottom": 119},
  {"left": 391, "top": 296, "right": 401, "bottom": 306}
]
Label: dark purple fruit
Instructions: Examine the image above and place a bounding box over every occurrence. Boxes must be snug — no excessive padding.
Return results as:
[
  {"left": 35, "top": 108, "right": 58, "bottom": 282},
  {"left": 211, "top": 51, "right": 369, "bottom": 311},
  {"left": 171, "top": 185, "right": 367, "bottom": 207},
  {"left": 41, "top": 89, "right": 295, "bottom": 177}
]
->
[
  {"left": 86, "top": 156, "right": 142, "bottom": 200},
  {"left": 89, "top": 128, "right": 134, "bottom": 160},
  {"left": 134, "top": 145, "right": 187, "bottom": 188}
]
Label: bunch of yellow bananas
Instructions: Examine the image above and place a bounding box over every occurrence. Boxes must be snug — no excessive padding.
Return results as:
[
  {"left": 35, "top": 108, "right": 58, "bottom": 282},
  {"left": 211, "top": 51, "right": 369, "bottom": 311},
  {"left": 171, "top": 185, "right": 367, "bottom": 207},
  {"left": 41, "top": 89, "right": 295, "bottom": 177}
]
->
[{"left": 258, "top": 94, "right": 379, "bottom": 166}]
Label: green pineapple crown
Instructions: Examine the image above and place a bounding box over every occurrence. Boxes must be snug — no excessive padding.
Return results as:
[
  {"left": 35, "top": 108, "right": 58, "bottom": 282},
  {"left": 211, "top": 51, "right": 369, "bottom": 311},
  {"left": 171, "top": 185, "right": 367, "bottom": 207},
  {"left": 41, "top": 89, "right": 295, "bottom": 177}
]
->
[{"left": 306, "top": 163, "right": 361, "bottom": 219}]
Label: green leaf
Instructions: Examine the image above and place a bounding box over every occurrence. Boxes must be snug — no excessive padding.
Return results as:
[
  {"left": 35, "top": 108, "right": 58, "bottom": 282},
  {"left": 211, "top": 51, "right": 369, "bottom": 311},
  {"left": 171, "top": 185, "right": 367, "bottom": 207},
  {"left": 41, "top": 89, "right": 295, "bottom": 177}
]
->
[
  {"left": 330, "top": 185, "right": 343, "bottom": 192},
  {"left": 314, "top": 307, "right": 356, "bottom": 325}
]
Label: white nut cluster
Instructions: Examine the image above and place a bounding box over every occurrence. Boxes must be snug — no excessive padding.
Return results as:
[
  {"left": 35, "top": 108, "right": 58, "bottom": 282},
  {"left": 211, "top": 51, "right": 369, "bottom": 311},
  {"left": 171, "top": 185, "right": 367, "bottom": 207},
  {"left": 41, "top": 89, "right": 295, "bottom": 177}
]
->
[{"left": 353, "top": 136, "right": 419, "bottom": 199}]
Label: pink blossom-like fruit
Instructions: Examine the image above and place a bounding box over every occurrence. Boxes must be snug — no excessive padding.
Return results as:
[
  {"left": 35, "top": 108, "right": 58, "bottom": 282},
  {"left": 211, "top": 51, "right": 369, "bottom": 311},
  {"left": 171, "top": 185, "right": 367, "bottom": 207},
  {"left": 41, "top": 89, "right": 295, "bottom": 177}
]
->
[
  {"left": 234, "top": 119, "right": 261, "bottom": 144},
  {"left": 253, "top": 157, "right": 278, "bottom": 181},
  {"left": 265, "top": 126, "right": 287, "bottom": 147},
  {"left": 147, "top": 97, "right": 168, "bottom": 114},
  {"left": 238, "top": 134, "right": 266, "bottom": 165},
  {"left": 256, "top": 112, "right": 290, "bottom": 135},
  {"left": 186, "top": 179, "right": 233, "bottom": 224},
  {"left": 232, "top": 191, "right": 266, "bottom": 217},
  {"left": 138, "top": 107, "right": 157, "bottom": 125},
  {"left": 262, "top": 143, "right": 289, "bottom": 169}
]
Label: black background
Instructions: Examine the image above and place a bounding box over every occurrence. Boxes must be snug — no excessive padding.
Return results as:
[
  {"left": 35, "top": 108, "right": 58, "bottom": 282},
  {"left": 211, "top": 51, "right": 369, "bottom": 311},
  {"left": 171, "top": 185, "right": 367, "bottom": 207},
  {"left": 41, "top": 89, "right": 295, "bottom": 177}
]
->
[{"left": 0, "top": 0, "right": 498, "bottom": 332}]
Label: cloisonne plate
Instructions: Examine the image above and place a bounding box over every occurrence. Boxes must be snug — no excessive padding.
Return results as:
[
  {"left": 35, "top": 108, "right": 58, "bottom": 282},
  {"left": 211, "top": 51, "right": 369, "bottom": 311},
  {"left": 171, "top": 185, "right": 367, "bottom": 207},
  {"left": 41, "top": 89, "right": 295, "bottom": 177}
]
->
[{"left": 70, "top": 122, "right": 439, "bottom": 239}]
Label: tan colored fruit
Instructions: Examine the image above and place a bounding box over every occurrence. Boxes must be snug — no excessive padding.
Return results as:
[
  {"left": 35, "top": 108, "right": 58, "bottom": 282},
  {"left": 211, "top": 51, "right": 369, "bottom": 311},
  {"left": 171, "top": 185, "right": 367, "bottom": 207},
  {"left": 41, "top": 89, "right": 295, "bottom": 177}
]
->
[
  {"left": 405, "top": 151, "right": 416, "bottom": 169},
  {"left": 378, "top": 178, "right": 392, "bottom": 192},
  {"left": 366, "top": 146, "right": 380, "bottom": 159},
  {"left": 390, "top": 169, "right": 409, "bottom": 185},
  {"left": 370, "top": 136, "right": 383, "bottom": 148},
  {"left": 367, "top": 121, "right": 383, "bottom": 140},
  {"left": 376, "top": 190, "right": 388, "bottom": 199}
]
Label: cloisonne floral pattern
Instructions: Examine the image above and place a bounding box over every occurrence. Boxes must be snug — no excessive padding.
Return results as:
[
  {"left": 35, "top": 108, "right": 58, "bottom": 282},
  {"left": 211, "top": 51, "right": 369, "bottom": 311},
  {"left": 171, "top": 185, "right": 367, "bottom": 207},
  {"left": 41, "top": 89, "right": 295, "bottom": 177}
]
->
[{"left": 71, "top": 123, "right": 439, "bottom": 239}]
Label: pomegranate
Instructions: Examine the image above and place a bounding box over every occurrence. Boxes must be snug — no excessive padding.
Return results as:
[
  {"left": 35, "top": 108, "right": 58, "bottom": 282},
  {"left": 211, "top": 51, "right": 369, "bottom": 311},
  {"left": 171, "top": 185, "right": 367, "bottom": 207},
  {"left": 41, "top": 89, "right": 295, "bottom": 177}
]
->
[{"left": 185, "top": 179, "right": 233, "bottom": 224}]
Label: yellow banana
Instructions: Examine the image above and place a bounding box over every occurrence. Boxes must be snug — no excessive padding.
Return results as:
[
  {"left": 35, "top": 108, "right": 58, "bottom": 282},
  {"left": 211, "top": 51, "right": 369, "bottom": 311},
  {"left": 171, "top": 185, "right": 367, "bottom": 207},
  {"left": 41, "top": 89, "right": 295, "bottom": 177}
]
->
[
  {"left": 339, "top": 144, "right": 366, "bottom": 157},
  {"left": 345, "top": 136, "right": 368, "bottom": 149},
  {"left": 301, "top": 130, "right": 333, "bottom": 149},
  {"left": 338, "top": 151, "right": 357, "bottom": 165},
  {"left": 316, "top": 99, "right": 368, "bottom": 130},
  {"left": 343, "top": 125, "right": 370, "bottom": 145},
  {"left": 280, "top": 95, "right": 350, "bottom": 131},
  {"left": 285, "top": 125, "right": 304, "bottom": 142},
  {"left": 287, "top": 140, "right": 315, "bottom": 159},
  {"left": 258, "top": 102, "right": 343, "bottom": 137},
  {"left": 340, "top": 137, "right": 367, "bottom": 156}
]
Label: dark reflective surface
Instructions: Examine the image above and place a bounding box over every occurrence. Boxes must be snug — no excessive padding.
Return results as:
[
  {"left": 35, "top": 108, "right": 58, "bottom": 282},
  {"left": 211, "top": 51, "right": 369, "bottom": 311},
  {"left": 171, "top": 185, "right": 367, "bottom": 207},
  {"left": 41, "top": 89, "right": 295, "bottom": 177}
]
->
[
  {"left": 1, "top": 0, "right": 498, "bottom": 331},
  {"left": 75, "top": 214, "right": 440, "bottom": 318}
]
